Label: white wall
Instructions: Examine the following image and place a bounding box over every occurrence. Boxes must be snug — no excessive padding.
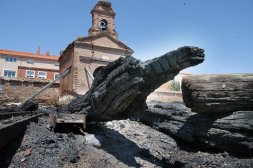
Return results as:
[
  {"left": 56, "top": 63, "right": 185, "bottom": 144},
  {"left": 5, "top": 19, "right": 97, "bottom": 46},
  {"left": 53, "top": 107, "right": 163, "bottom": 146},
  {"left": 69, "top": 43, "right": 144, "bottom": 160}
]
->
[
  {"left": 0, "top": 54, "right": 59, "bottom": 78},
  {"left": 0, "top": 54, "right": 19, "bottom": 77}
]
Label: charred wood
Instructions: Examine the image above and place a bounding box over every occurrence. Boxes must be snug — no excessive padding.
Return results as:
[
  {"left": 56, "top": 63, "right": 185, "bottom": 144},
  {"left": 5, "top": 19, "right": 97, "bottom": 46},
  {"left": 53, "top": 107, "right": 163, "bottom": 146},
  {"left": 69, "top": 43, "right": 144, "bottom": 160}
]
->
[
  {"left": 139, "top": 101, "right": 253, "bottom": 156},
  {"left": 68, "top": 46, "right": 205, "bottom": 121},
  {"left": 182, "top": 74, "right": 253, "bottom": 114}
]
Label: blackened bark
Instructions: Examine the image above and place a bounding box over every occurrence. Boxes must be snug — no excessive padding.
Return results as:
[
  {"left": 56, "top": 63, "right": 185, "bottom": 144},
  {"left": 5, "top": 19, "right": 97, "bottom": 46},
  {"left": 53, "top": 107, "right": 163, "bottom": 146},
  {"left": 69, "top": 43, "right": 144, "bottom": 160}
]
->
[
  {"left": 68, "top": 46, "right": 205, "bottom": 121},
  {"left": 182, "top": 74, "right": 253, "bottom": 114},
  {"left": 139, "top": 101, "right": 253, "bottom": 156}
]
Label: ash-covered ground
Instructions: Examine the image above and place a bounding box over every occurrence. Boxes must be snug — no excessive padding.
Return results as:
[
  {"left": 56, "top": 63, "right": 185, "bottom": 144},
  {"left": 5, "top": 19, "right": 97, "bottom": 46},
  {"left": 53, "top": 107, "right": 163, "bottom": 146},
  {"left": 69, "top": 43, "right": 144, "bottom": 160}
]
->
[{"left": 0, "top": 108, "right": 252, "bottom": 168}]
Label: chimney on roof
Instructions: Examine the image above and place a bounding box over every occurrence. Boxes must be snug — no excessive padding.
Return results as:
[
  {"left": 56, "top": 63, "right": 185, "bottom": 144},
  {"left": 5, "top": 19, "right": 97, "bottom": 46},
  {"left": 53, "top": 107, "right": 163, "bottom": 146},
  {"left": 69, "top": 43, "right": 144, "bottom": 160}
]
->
[
  {"left": 38, "top": 47, "right": 41, "bottom": 55},
  {"left": 46, "top": 50, "right": 50, "bottom": 56}
]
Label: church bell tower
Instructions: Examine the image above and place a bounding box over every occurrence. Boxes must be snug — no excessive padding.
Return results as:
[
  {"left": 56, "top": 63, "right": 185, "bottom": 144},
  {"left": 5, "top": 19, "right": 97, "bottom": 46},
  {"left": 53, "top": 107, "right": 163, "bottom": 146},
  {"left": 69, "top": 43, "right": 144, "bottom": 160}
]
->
[
  {"left": 59, "top": 0, "right": 133, "bottom": 96},
  {"left": 88, "top": 1, "right": 118, "bottom": 40}
]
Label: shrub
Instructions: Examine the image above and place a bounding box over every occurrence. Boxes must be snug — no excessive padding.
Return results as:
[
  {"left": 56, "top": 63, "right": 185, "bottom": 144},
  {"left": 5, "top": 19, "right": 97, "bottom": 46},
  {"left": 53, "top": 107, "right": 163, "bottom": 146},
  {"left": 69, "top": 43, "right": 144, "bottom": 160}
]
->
[{"left": 169, "top": 80, "right": 181, "bottom": 91}]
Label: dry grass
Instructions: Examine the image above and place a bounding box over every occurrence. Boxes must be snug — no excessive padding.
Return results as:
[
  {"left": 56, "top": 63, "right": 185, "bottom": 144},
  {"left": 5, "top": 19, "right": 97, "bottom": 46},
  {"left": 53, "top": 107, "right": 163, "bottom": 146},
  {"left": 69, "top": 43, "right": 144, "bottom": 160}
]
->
[{"left": 147, "top": 91, "right": 183, "bottom": 102}]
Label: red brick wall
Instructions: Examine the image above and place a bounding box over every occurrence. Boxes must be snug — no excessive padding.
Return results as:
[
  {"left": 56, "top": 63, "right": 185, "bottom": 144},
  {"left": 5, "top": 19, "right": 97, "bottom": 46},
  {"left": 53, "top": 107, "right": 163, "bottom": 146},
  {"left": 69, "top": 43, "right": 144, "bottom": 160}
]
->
[
  {"left": 18, "top": 66, "right": 59, "bottom": 80},
  {"left": 59, "top": 40, "right": 130, "bottom": 96},
  {"left": 59, "top": 45, "right": 75, "bottom": 95}
]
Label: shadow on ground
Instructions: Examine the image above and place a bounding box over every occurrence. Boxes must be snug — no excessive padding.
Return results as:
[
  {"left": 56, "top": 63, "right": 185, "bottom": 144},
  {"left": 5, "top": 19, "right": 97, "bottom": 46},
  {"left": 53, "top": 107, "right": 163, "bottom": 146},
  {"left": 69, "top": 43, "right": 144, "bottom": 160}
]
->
[
  {"left": 0, "top": 131, "right": 25, "bottom": 168},
  {"left": 86, "top": 125, "right": 167, "bottom": 167}
]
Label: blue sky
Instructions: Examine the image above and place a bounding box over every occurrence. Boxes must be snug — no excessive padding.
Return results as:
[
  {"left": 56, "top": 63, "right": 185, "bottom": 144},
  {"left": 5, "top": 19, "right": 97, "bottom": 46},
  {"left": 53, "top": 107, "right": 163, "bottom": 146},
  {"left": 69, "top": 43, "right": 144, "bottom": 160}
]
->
[{"left": 0, "top": 0, "right": 252, "bottom": 74}]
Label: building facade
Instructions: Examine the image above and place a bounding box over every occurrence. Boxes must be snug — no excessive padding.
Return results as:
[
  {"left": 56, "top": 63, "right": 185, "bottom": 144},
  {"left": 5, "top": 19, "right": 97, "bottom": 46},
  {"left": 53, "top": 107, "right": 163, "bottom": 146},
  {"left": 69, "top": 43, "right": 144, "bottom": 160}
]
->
[
  {"left": 0, "top": 49, "right": 60, "bottom": 81},
  {"left": 59, "top": 1, "right": 133, "bottom": 95}
]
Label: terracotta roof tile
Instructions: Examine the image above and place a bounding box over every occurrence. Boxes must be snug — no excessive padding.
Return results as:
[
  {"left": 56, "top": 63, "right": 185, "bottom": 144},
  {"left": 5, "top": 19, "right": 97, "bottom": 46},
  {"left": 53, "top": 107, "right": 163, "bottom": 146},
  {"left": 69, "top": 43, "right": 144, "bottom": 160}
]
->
[{"left": 0, "top": 49, "right": 59, "bottom": 61}]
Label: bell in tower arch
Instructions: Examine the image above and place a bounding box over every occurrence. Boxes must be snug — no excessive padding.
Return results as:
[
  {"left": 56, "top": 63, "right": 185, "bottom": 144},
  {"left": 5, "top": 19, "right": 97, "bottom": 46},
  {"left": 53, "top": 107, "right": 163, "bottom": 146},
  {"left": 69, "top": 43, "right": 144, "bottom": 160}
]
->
[{"left": 99, "top": 19, "right": 108, "bottom": 31}]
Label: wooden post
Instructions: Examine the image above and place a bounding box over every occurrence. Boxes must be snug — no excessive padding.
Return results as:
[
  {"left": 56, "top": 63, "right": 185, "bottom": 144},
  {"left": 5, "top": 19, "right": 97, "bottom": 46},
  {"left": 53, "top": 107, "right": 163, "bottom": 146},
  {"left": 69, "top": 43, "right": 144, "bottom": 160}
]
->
[{"left": 85, "top": 67, "right": 94, "bottom": 81}]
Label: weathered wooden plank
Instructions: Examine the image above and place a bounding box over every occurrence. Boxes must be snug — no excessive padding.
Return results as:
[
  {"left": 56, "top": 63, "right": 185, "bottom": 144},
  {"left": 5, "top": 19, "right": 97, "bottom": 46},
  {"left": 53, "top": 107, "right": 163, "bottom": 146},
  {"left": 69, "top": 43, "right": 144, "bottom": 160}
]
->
[
  {"left": 0, "top": 111, "right": 32, "bottom": 120},
  {"left": 49, "top": 114, "right": 86, "bottom": 130},
  {"left": 0, "top": 113, "right": 43, "bottom": 149}
]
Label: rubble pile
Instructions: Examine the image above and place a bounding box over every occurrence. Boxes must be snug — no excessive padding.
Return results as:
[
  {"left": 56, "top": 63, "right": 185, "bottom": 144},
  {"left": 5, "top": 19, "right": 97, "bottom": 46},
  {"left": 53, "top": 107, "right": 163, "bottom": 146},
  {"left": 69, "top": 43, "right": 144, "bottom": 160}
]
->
[{"left": 0, "top": 112, "right": 252, "bottom": 168}]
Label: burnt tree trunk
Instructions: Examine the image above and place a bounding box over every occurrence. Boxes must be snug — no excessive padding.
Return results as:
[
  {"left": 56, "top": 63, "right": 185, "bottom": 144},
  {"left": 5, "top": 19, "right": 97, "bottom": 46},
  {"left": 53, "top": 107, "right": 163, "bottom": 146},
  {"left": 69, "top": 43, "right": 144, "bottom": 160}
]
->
[
  {"left": 182, "top": 74, "right": 253, "bottom": 114},
  {"left": 139, "top": 101, "right": 253, "bottom": 156},
  {"left": 67, "top": 46, "right": 205, "bottom": 121}
]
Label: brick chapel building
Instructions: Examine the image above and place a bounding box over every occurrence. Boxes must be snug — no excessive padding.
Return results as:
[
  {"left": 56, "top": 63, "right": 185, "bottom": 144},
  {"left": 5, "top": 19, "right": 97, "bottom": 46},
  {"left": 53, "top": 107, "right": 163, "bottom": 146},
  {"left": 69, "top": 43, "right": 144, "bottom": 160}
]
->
[{"left": 59, "top": 1, "right": 133, "bottom": 95}]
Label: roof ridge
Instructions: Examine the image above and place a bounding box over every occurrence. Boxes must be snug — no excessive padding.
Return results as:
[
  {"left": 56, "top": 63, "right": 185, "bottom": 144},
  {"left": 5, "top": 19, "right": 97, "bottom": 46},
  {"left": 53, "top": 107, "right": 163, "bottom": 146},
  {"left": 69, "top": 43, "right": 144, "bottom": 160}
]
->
[
  {"left": 0, "top": 49, "right": 59, "bottom": 57},
  {"left": 76, "top": 34, "right": 134, "bottom": 53},
  {"left": 0, "top": 49, "right": 59, "bottom": 61}
]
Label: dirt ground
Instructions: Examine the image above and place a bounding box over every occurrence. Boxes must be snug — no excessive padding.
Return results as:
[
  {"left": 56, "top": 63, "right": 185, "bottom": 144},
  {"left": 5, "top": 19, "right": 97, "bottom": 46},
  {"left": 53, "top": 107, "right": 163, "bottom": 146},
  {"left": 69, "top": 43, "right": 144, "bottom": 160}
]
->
[{"left": 0, "top": 113, "right": 252, "bottom": 168}]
